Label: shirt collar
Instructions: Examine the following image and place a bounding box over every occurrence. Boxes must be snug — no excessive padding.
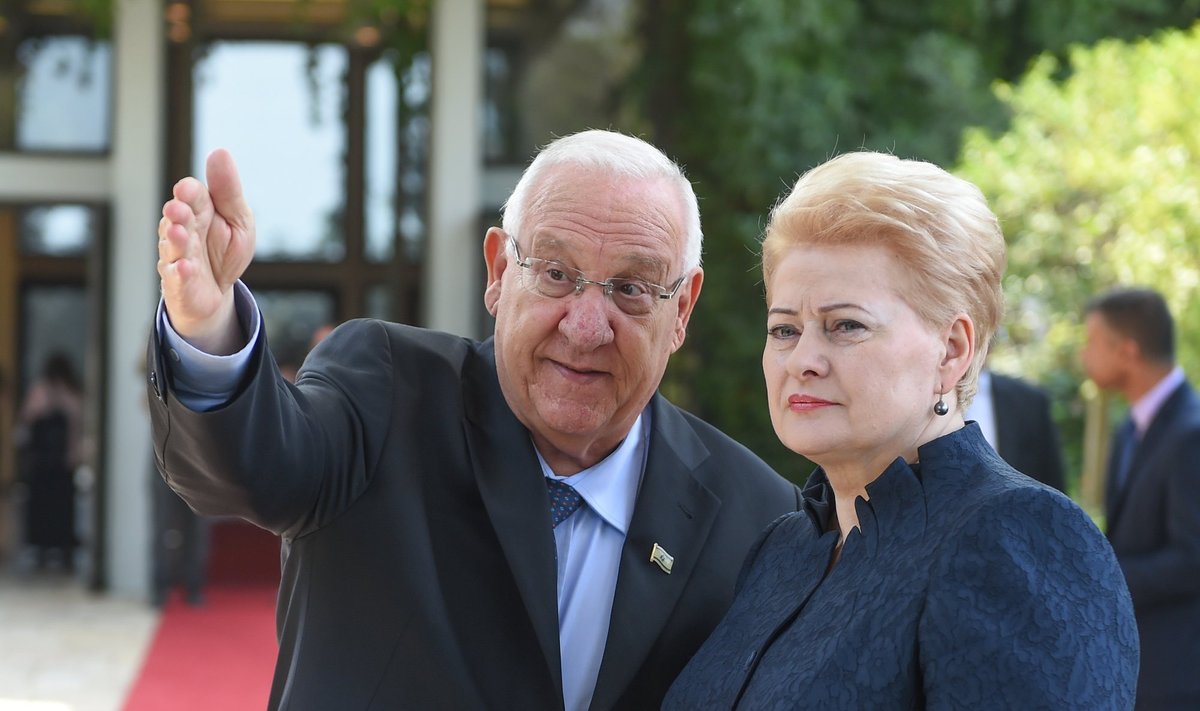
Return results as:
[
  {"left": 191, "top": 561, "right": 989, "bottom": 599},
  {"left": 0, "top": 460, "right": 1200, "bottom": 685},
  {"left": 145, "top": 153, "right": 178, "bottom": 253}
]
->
[
  {"left": 1131, "top": 365, "right": 1185, "bottom": 437},
  {"left": 537, "top": 411, "right": 648, "bottom": 536}
]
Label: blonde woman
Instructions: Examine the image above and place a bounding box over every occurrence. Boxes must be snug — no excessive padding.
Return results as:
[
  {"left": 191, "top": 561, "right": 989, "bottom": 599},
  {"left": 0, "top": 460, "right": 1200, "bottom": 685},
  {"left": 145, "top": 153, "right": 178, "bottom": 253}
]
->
[{"left": 664, "top": 152, "right": 1138, "bottom": 709}]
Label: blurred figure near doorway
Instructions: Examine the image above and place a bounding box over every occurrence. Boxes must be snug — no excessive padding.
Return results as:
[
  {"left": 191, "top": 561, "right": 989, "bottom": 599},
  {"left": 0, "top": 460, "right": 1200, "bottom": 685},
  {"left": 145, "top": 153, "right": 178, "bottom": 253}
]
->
[
  {"left": 309, "top": 323, "right": 334, "bottom": 351},
  {"left": 276, "top": 323, "right": 336, "bottom": 384},
  {"left": 0, "top": 364, "right": 11, "bottom": 561},
  {"left": 15, "top": 351, "right": 84, "bottom": 571},
  {"left": 150, "top": 457, "right": 212, "bottom": 607}
]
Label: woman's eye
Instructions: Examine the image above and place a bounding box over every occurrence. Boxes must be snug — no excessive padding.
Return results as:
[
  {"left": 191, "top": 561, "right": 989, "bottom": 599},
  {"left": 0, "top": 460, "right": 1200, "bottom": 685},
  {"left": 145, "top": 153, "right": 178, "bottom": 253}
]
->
[
  {"left": 830, "top": 320, "right": 865, "bottom": 333},
  {"left": 545, "top": 268, "right": 569, "bottom": 282},
  {"left": 767, "top": 324, "right": 799, "bottom": 339}
]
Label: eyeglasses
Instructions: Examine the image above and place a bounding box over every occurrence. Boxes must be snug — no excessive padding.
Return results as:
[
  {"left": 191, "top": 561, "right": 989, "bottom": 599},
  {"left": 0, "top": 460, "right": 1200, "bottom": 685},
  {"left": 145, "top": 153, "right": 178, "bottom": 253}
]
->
[{"left": 508, "top": 235, "right": 686, "bottom": 317}]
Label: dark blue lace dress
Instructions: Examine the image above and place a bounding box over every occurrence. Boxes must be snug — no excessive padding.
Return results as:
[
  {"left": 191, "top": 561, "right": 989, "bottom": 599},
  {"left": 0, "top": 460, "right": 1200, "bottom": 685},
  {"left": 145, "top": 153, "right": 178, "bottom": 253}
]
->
[{"left": 663, "top": 424, "right": 1138, "bottom": 710}]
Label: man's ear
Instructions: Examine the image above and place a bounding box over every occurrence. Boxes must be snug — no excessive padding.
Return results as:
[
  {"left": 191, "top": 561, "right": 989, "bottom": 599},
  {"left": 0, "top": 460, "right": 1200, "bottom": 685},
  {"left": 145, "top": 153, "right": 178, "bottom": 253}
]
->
[
  {"left": 1119, "top": 335, "right": 1142, "bottom": 364},
  {"left": 939, "top": 313, "right": 976, "bottom": 391},
  {"left": 483, "top": 227, "right": 509, "bottom": 316},
  {"left": 669, "top": 268, "right": 704, "bottom": 353}
]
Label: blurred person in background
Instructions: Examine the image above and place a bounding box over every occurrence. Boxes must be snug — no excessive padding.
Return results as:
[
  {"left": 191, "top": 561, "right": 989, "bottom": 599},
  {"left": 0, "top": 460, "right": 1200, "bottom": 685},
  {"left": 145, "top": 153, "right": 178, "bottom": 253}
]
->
[
  {"left": 150, "top": 457, "right": 212, "bottom": 607},
  {"left": 1082, "top": 286, "right": 1200, "bottom": 710},
  {"left": 665, "top": 151, "right": 1137, "bottom": 709},
  {"left": 966, "top": 363, "right": 1067, "bottom": 491},
  {"left": 16, "top": 352, "right": 84, "bottom": 572}
]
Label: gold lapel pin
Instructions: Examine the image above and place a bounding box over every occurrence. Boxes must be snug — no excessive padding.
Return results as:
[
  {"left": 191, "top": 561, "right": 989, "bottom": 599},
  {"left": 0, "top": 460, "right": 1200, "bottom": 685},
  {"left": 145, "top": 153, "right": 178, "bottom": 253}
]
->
[{"left": 650, "top": 543, "right": 674, "bottom": 574}]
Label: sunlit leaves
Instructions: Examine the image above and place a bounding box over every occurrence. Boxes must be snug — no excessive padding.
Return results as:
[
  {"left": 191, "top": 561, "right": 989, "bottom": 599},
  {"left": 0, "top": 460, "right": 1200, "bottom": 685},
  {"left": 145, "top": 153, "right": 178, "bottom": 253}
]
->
[{"left": 960, "top": 24, "right": 1200, "bottom": 379}]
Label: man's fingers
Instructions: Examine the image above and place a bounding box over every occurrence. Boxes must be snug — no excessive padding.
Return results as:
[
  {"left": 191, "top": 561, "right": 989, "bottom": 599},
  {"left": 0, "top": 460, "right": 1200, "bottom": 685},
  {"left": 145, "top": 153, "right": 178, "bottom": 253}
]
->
[
  {"left": 171, "top": 176, "right": 212, "bottom": 218},
  {"left": 205, "top": 149, "right": 253, "bottom": 229},
  {"left": 158, "top": 202, "right": 197, "bottom": 263},
  {"left": 158, "top": 219, "right": 185, "bottom": 262},
  {"left": 162, "top": 196, "right": 196, "bottom": 226}
]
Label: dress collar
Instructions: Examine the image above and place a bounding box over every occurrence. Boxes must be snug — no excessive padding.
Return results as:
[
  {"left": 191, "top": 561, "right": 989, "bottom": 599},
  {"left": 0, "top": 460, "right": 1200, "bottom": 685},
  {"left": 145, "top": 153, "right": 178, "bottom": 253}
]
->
[{"left": 800, "top": 424, "right": 991, "bottom": 539}]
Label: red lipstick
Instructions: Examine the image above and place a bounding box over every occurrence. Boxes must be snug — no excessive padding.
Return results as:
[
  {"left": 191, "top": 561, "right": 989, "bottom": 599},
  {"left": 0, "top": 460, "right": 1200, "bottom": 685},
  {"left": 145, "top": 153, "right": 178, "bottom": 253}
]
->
[{"left": 787, "top": 394, "right": 834, "bottom": 412}]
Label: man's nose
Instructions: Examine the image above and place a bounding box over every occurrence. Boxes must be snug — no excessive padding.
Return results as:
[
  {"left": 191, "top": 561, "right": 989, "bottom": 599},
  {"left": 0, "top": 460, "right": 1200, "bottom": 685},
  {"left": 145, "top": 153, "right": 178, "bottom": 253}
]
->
[{"left": 559, "top": 284, "right": 616, "bottom": 349}]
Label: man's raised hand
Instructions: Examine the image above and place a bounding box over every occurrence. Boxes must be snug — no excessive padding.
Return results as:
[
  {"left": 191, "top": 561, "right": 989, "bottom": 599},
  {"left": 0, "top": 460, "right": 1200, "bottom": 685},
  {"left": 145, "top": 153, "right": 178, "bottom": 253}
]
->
[{"left": 157, "top": 149, "right": 256, "bottom": 354}]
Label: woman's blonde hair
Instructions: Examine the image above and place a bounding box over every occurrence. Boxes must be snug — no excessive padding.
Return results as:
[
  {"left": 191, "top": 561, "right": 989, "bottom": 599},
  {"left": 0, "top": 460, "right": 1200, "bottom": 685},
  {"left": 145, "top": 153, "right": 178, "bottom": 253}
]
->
[{"left": 761, "top": 151, "right": 1006, "bottom": 407}]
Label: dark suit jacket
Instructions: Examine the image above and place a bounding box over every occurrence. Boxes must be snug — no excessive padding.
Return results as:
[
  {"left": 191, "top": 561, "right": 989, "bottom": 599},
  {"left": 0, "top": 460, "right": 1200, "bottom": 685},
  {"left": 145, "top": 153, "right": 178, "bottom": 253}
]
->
[
  {"left": 988, "top": 372, "right": 1066, "bottom": 491},
  {"left": 1106, "top": 380, "right": 1200, "bottom": 709},
  {"left": 664, "top": 424, "right": 1138, "bottom": 710},
  {"left": 147, "top": 319, "right": 801, "bottom": 710}
]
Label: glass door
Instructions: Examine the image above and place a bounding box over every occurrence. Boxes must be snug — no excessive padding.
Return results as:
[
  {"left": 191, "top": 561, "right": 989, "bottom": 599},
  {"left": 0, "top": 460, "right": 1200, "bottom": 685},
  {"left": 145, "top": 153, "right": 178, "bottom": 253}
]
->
[{"left": 0, "top": 204, "right": 106, "bottom": 585}]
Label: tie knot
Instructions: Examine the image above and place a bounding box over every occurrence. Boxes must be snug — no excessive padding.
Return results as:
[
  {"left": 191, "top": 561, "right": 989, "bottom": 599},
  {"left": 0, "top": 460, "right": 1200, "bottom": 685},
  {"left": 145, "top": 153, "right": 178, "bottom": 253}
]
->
[
  {"left": 1120, "top": 416, "right": 1137, "bottom": 438},
  {"left": 546, "top": 478, "right": 583, "bottom": 528}
]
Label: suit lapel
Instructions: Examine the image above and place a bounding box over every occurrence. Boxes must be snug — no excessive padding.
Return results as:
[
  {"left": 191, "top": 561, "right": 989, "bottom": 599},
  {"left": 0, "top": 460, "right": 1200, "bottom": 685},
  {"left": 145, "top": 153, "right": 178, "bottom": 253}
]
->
[
  {"left": 461, "top": 341, "right": 564, "bottom": 702},
  {"left": 590, "top": 395, "right": 721, "bottom": 710},
  {"left": 1105, "top": 427, "right": 1126, "bottom": 529},
  {"left": 1108, "top": 382, "right": 1191, "bottom": 533}
]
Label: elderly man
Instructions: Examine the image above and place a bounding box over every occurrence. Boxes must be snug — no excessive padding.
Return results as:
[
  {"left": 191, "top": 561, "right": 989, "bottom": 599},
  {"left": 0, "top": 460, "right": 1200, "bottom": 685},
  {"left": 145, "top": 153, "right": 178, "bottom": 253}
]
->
[{"left": 148, "top": 130, "right": 799, "bottom": 710}]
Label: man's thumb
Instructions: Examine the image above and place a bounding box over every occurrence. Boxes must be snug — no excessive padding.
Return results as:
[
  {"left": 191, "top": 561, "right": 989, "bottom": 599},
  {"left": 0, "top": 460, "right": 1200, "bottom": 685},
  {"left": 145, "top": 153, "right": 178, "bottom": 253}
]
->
[{"left": 205, "top": 148, "right": 253, "bottom": 229}]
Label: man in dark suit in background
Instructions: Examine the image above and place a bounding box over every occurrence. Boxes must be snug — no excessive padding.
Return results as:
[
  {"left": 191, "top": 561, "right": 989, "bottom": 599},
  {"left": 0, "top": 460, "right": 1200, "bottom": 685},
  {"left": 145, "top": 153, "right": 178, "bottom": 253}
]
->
[
  {"left": 147, "top": 130, "right": 800, "bottom": 710},
  {"left": 1082, "top": 286, "right": 1200, "bottom": 710},
  {"left": 966, "top": 367, "right": 1066, "bottom": 491}
]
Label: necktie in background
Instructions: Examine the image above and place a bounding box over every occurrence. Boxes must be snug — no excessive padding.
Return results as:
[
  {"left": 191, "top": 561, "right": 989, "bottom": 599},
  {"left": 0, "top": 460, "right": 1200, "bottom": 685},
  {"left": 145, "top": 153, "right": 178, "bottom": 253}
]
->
[
  {"left": 546, "top": 478, "right": 583, "bottom": 528},
  {"left": 1112, "top": 417, "right": 1137, "bottom": 495}
]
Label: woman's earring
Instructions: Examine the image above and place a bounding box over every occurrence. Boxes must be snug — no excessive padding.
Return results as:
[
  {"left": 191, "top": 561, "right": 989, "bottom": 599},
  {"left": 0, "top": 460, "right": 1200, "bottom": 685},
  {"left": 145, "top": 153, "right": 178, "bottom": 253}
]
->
[{"left": 933, "top": 392, "right": 949, "bottom": 416}]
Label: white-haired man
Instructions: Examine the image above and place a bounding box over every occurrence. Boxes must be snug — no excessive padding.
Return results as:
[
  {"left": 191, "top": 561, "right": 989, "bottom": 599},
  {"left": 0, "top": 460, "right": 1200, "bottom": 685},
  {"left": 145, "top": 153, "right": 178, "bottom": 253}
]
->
[{"left": 148, "top": 130, "right": 800, "bottom": 710}]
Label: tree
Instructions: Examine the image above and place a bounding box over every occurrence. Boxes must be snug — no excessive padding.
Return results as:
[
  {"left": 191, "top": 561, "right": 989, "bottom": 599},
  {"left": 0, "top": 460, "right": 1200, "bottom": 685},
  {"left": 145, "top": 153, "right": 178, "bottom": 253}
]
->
[
  {"left": 957, "top": 23, "right": 1200, "bottom": 500},
  {"left": 627, "top": 0, "right": 1200, "bottom": 482}
]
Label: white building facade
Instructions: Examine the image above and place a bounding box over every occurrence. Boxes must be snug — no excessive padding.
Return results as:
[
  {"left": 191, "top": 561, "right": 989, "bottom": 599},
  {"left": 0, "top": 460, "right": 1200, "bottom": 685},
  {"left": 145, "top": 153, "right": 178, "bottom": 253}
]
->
[{"left": 0, "top": 0, "right": 635, "bottom": 597}]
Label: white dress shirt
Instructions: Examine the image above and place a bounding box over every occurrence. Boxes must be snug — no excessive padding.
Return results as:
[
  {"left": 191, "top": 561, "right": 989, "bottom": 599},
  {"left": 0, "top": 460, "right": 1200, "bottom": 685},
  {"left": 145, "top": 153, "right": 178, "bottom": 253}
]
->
[{"left": 965, "top": 368, "right": 998, "bottom": 449}]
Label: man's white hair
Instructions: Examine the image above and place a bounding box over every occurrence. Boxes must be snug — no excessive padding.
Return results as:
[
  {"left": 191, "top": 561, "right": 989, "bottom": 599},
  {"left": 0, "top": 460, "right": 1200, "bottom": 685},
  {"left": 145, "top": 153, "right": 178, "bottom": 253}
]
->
[{"left": 501, "top": 129, "right": 703, "bottom": 271}]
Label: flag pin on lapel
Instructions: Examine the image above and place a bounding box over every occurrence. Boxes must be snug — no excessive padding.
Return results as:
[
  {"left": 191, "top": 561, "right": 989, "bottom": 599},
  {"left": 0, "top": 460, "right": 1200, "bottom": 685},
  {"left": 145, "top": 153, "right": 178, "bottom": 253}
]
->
[{"left": 650, "top": 543, "right": 674, "bottom": 574}]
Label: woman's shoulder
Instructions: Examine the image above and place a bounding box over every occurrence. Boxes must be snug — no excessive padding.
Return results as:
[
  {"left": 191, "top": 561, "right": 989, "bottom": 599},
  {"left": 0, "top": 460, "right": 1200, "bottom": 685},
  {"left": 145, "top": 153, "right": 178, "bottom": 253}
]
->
[
  {"left": 922, "top": 453, "right": 1123, "bottom": 608},
  {"left": 924, "top": 445, "right": 1093, "bottom": 539},
  {"left": 918, "top": 458, "right": 1138, "bottom": 708},
  {"left": 920, "top": 452, "right": 1126, "bottom": 604}
]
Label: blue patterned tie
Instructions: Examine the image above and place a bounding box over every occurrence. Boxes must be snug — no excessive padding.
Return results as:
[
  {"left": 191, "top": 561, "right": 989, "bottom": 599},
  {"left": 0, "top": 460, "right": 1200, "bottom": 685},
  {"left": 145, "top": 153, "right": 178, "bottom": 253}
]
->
[{"left": 546, "top": 478, "right": 583, "bottom": 527}]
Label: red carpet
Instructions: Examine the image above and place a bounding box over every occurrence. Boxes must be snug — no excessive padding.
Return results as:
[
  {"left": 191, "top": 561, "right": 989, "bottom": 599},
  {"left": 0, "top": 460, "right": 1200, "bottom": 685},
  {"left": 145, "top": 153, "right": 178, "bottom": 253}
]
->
[
  {"left": 123, "top": 520, "right": 282, "bottom": 710},
  {"left": 207, "top": 519, "right": 283, "bottom": 585},
  {"left": 122, "top": 585, "right": 278, "bottom": 710}
]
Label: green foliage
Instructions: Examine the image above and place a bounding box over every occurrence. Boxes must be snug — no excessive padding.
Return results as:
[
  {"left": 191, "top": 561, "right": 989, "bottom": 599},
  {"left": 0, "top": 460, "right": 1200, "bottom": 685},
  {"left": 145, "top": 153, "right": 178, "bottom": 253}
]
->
[
  {"left": 71, "top": 0, "right": 112, "bottom": 37},
  {"left": 958, "top": 23, "right": 1200, "bottom": 486},
  {"left": 628, "top": 0, "right": 1200, "bottom": 483}
]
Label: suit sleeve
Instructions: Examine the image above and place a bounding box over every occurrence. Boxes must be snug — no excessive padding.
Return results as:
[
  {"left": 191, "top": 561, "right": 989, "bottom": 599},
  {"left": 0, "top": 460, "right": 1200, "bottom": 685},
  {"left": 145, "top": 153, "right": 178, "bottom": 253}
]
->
[
  {"left": 919, "top": 487, "right": 1139, "bottom": 710},
  {"left": 1032, "top": 388, "right": 1067, "bottom": 492},
  {"left": 1115, "top": 424, "right": 1200, "bottom": 605},
  {"left": 148, "top": 318, "right": 396, "bottom": 539}
]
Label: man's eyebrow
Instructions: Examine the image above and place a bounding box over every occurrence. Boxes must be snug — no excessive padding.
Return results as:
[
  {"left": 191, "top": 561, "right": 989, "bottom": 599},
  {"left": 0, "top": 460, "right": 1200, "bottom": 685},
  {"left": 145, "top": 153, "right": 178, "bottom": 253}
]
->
[{"left": 531, "top": 237, "right": 671, "bottom": 277}]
